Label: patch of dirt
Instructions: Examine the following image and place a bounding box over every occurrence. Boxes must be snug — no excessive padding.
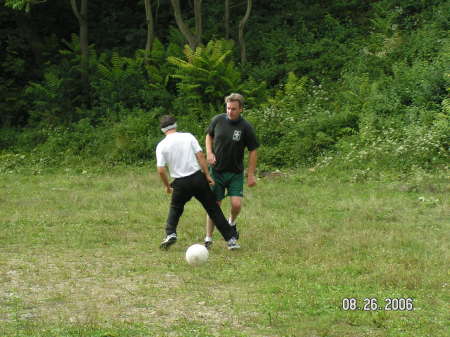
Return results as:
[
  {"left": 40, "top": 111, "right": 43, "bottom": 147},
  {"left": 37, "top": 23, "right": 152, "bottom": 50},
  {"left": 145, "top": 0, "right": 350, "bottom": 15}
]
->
[{"left": 0, "top": 251, "right": 247, "bottom": 332}]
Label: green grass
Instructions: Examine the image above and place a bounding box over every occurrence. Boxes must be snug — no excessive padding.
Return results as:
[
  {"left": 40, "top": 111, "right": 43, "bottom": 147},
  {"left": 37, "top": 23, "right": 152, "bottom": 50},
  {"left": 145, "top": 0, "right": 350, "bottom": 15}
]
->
[{"left": 0, "top": 166, "right": 448, "bottom": 337}]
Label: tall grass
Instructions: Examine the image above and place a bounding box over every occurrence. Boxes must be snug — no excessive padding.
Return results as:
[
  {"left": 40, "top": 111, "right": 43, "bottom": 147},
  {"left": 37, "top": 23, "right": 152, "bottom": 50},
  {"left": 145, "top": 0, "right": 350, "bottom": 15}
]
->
[{"left": 0, "top": 166, "right": 448, "bottom": 336}]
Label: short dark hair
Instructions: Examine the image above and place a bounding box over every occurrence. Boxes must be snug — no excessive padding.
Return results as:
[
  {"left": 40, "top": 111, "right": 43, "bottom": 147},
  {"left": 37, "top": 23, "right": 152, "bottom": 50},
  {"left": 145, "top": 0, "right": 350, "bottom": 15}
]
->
[{"left": 159, "top": 115, "right": 177, "bottom": 129}]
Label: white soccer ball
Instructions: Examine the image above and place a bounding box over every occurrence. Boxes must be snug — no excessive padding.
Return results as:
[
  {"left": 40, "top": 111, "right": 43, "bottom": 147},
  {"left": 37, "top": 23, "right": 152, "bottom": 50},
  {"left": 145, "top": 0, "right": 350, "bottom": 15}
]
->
[{"left": 185, "top": 244, "right": 209, "bottom": 266}]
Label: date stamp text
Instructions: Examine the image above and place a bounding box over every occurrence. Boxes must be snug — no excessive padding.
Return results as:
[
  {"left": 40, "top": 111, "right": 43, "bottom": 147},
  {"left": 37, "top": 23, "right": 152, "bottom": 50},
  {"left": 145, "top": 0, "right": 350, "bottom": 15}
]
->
[{"left": 341, "top": 298, "right": 414, "bottom": 311}]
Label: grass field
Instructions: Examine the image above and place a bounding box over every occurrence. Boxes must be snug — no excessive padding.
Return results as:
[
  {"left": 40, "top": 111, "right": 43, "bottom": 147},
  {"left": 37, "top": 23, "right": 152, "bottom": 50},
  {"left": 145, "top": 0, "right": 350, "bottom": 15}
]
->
[{"left": 0, "top": 166, "right": 448, "bottom": 337}]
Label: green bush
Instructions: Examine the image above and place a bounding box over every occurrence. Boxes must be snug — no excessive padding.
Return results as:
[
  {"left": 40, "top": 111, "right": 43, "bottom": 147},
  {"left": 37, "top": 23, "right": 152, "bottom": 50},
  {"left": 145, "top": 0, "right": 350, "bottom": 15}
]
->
[
  {"left": 23, "top": 35, "right": 97, "bottom": 126},
  {"left": 2, "top": 108, "right": 162, "bottom": 168},
  {"left": 247, "top": 73, "right": 358, "bottom": 167},
  {"left": 0, "top": 128, "right": 19, "bottom": 150},
  {"left": 92, "top": 52, "right": 150, "bottom": 113},
  {"left": 23, "top": 37, "right": 177, "bottom": 128},
  {"left": 97, "top": 108, "right": 162, "bottom": 164},
  {"left": 318, "top": 114, "right": 449, "bottom": 171},
  {"left": 91, "top": 42, "right": 176, "bottom": 119}
]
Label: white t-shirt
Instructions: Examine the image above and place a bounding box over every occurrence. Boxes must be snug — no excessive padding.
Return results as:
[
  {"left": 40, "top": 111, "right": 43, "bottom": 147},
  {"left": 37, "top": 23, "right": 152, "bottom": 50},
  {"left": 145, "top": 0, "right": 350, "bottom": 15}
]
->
[{"left": 156, "top": 132, "right": 202, "bottom": 178}]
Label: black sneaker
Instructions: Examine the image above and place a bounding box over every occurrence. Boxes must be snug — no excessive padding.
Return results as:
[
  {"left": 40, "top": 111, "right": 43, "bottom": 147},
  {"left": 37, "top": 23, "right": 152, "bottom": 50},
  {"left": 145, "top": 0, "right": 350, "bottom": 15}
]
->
[{"left": 160, "top": 233, "right": 177, "bottom": 250}]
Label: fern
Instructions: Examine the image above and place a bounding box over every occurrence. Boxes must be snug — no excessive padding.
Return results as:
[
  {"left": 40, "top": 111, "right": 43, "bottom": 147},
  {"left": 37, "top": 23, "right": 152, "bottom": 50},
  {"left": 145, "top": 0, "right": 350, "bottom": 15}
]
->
[
  {"left": 97, "top": 64, "right": 111, "bottom": 80},
  {"left": 111, "top": 52, "right": 122, "bottom": 72},
  {"left": 443, "top": 98, "right": 450, "bottom": 114},
  {"left": 167, "top": 39, "right": 245, "bottom": 119}
]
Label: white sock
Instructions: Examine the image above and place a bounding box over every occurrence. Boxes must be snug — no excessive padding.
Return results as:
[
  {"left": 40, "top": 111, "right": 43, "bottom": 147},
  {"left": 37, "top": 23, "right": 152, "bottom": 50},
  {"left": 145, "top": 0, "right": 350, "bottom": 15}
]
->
[
  {"left": 228, "top": 218, "right": 236, "bottom": 226},
  {"left": 205, "top": 236, "right": 213, "bottom": 242}
]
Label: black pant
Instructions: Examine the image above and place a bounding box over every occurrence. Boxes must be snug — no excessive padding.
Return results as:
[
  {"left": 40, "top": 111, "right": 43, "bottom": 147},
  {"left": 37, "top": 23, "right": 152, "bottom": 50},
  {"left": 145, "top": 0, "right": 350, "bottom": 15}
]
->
[{"left": 166, "top": 170, "right": 233, "bottom": 241}]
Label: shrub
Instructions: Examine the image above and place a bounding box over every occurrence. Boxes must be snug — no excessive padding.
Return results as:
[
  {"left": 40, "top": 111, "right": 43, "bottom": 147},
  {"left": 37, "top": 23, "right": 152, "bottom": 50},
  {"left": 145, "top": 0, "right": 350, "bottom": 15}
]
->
[
  {"left": 91, "top": 43, "right": 175, "bottom": 119},
  {"left": 7, "top": 108, "right": 162, "bottom": 167},
  {"left": 98, "top": 108, "right": 162, "bottom": 164},
  {"left": 23, "top": 35, "right": 96, "bottom": 127},
  {"left": 247, "top": 73, "right": 358, "bottom": 167},
  {"left": 319, "top": 116, "right": 449, "bottom": 172},
  {"left": 0, "top": 128, "right": 19, "bottom": 150}
]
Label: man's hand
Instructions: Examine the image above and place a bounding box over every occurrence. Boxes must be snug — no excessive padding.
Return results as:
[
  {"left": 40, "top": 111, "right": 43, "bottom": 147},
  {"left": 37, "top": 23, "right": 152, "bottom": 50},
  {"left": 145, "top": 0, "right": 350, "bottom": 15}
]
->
[
  {"left": 206, "top": 152, "right": 216, "bottom": 165},
  {"left": 158, "top": 167, "right": 172, "bottom": 194},
  {"left": 247, "top": 174, "right": 257, "bottom": 187},
  {"left": 206, "top": 174, "right": 215, "bottom": 186}
]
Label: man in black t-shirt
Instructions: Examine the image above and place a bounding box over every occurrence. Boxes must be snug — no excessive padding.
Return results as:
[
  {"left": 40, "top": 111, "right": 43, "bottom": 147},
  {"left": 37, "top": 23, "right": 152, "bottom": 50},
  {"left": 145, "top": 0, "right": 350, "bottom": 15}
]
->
[{"left": 204, "top": 93, "right": 259, "bottom": 248}]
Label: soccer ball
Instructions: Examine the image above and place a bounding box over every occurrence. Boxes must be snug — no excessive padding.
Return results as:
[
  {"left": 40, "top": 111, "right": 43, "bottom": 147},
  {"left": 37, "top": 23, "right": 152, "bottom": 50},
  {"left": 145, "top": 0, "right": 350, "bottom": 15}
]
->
[{"left": 185, "top": 244, "right": 209, "bottom": 266}]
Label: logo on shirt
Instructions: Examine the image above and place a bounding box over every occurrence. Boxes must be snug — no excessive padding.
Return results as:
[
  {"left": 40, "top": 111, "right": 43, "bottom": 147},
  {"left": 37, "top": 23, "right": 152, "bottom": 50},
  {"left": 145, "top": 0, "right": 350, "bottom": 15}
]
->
[{"left": 232, "top": 130, "right": 242, "bottom": 141}]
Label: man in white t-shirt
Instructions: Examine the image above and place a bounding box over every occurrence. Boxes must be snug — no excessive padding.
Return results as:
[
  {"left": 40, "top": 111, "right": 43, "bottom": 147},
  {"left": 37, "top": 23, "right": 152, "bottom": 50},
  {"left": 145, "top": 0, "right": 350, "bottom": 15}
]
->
[{"left": 156, "top": 115, "right": 240, "bottom": 250}]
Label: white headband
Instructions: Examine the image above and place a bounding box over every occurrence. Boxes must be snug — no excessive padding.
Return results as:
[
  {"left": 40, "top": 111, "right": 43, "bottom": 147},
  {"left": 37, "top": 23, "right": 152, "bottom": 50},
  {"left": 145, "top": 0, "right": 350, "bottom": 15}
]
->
[{"left": 161, "top": 123, "right": 177, "bottom": 133}]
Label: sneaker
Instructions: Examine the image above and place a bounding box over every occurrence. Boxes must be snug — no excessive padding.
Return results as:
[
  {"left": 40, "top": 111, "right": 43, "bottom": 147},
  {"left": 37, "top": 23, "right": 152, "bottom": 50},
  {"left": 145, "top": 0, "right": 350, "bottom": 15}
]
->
[
  {"left": 160, "top": 233, "right": 177, "bottom": 250},
  {"left": 227, "top": 237, "right": 240, "bottom": 250},
  {"left": 204, "top": 239, "right": 213, "bottom": 249}
]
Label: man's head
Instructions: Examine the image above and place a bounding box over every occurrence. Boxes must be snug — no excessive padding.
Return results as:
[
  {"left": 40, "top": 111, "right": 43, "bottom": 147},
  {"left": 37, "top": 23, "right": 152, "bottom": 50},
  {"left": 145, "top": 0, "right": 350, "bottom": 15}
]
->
[
  {"left": 159, "top": 115, "right": 177, "bottom": 133},
  {"left": 225, "top": 93, "right": 244, "bottom": 121}
]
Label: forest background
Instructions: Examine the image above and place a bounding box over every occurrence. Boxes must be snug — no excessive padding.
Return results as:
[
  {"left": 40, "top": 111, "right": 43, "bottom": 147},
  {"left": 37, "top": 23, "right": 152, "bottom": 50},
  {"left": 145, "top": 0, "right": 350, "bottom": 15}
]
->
[{"left": 1, "top": 0, "right": 449, "bottom": 174}]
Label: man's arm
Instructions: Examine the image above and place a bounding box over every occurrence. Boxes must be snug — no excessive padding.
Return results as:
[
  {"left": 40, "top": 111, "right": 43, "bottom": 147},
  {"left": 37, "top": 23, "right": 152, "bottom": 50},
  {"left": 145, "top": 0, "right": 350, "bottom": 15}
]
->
[
  {"left": 205, "top": 134, "right": 216, "bottom": 165},
  {"left": 247, "top": 149, "right": 257, "bottom": 187},
  {"left": 157, "top": 166, "right": 173, "bottom": 194},
  {"left": 195, "top": 151, "right": 215, "bottom": 186}
]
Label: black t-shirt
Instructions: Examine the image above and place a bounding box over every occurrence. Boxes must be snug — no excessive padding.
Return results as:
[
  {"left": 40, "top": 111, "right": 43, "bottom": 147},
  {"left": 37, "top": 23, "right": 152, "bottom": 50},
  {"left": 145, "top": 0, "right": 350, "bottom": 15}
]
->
[{"left": 207, "top": 113, "right": 259, "bottom": 173}]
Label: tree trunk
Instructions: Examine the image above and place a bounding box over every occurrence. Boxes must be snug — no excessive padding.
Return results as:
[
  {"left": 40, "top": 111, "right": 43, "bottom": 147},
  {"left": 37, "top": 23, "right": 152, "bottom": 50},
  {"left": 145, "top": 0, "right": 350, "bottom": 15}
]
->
[
  {"left": 144, "top": 0, "right": 155, "bottom": 60},
  {"left": 238, "top": 0, "right": 252, "bottom": 64},
  {"left": 70, "top": 0, "right": 89, "bottom": 99},
  {"left": 224, "top": 0, "right": 230, "bottom": 39},
  {"left": 194, "top": 0, "right": 202, "bottom": 46},
  {"left": 170, "top": 0, "right": 201, "bottom": 50}
]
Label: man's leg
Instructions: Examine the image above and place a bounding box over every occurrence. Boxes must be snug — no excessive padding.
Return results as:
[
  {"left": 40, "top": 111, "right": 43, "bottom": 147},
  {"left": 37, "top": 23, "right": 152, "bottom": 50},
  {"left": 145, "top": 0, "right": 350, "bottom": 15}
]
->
[
  {"left": 204, "top": 168, "right": 225, "bottom": 247},
  {"left": 205, "top": 200, "right": 221, "bottom": 239},
  {"left": 166, "top": 188, "right": 190, "bottom": 235},
  {"left": 207, "top": 197, "right": 240, "bottom": 237},
  {"left": 229, "top": 196, "right": 242, "bottom": 225},
  {"left": 193, "top": 172, "right": 234, "bottom": 243},
  {"left": 199, "top": 197, "right": 234, "bottom": 242},
  {"left": 226, "top": 172, "right": 244, "bottom": 238},
  {"left": 161, "top": 180, "right": 191, "bottom": 249}
]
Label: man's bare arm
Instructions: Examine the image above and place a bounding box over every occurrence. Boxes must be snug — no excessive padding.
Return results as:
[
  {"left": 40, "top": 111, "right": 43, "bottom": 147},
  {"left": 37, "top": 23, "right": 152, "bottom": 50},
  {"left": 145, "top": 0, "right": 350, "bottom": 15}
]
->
[
  {"left": 195, "top": 151, "right": 215, "bottom": 186},
  {"left": 157, "top": 166, "right": 173, "bottom": 193},
  {"left": 247, "top": 150, "right": 257, "bottom": 187},
  {"left": 205, "top": 134, "right": 216, "bottom": 165}
]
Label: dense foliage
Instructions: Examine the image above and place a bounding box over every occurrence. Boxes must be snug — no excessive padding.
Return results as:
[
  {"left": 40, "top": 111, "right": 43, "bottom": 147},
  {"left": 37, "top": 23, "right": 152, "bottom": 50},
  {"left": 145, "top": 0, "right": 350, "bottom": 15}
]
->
[{"left": 0, "top": 0, "right": 448, "bottom": 172}]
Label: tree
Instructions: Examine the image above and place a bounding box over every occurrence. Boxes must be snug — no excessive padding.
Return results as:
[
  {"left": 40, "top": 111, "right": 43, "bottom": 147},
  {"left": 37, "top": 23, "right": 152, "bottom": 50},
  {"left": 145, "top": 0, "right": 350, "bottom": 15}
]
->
[
  {"left": 70, "top": 0, "right": 89, "bottom": 99},
  {"left": 238, "top": 0, "right": 252, "bottom": 64},
  {"left": 170, "top": 0, "right": 202, "bottom": 50},
  {"left": 224, "top": 0, "right": 230, "bottom": 39},
  {"left": 6, "top": 0, "right": 90, "bottom": 98},
  {"left": 144, "top": 0, "right": 155, "bottom": 59}
]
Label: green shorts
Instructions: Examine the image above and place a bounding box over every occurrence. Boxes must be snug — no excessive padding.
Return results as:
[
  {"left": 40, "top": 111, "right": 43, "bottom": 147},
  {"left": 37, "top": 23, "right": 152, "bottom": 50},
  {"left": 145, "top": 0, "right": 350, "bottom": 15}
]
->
[{"left": 210, "top": 167, "right": 244, "bottom": 201}]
